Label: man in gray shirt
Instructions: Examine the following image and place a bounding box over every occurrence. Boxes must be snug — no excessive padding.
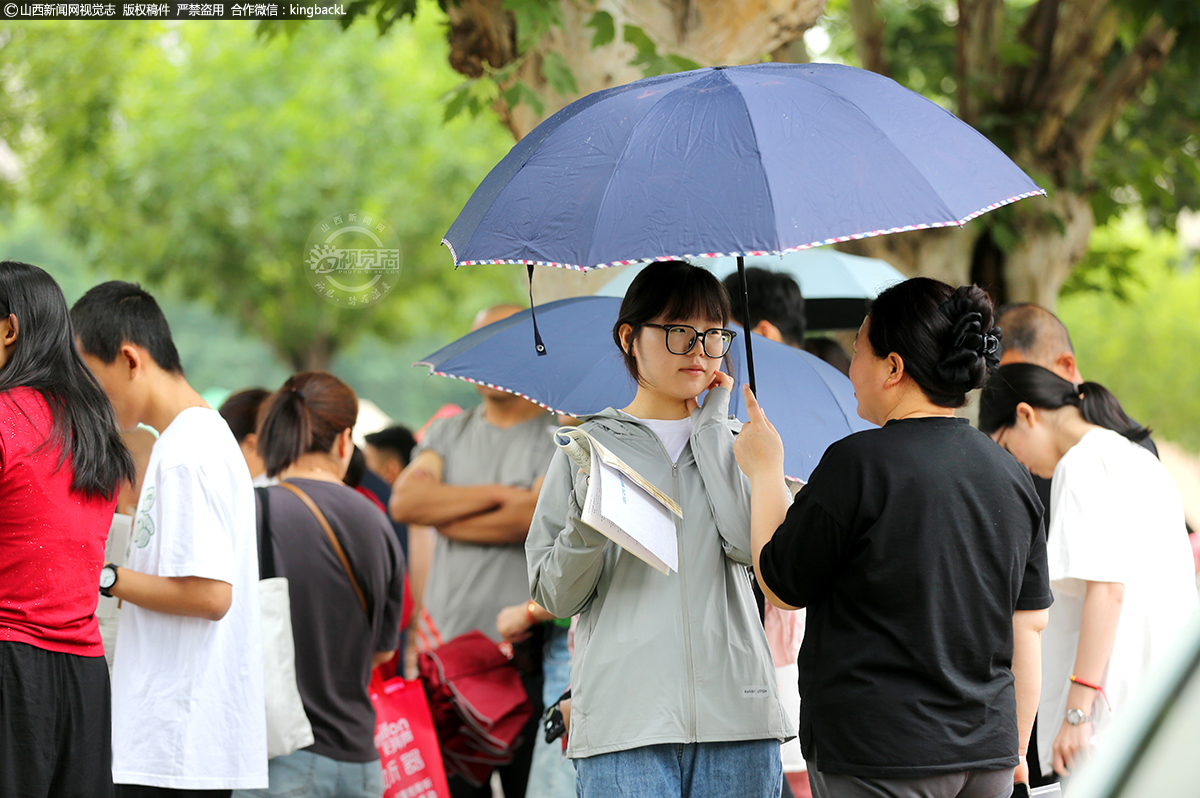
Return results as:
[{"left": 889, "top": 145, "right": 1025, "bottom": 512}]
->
[{"left": 391, "top": 304, "right": 557, "bottom": 798}]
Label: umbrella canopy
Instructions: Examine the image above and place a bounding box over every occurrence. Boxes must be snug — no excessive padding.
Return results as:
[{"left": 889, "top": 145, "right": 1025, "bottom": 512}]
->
[
  {"left": 443, "top": 62, "right": 1044, "bottom": 272},
  {"left": 594, "top": 249, "right": 906, "bottom": 330},
  {"left": 417, "top": 296, "right": 871, "bottom": 481}
]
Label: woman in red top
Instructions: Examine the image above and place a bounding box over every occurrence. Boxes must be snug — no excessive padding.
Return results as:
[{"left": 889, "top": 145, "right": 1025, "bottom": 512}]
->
[{"left": 0, "top": 260, "right": 134, "bottom": 798}]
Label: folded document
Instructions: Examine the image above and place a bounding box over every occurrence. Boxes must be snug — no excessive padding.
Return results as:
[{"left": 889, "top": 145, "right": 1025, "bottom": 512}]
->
[{"left": 555, "top": 427, "right": 683, "bottom": 574}]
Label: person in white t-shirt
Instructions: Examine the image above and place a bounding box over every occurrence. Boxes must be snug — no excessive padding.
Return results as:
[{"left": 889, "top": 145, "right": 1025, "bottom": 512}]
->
[
  {"left": 981, "top": 363, "right": 1197, "bottom": 780},
  {"left": 72, "top": 281, "right": 267, "bottom": 798}
]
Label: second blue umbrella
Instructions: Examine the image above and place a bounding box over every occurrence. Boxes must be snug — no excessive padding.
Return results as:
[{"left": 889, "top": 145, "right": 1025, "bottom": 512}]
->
[{"left": 416, "top": 296, "right": 872, "bottom": 482}]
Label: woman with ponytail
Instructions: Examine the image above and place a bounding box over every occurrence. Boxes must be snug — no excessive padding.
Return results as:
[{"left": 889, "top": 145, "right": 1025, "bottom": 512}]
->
[
  {"left": 980, "top": 364, "right": 1196, "bottom": 781},
  {"left": 0, "top": 261, "right": 134, "bottom": 797},
  {"left": 238, "top": 372, "right": 406, "bottom": 798},
  {"left": 735, "top": 278, "right": 1052, "bottom": 798}
]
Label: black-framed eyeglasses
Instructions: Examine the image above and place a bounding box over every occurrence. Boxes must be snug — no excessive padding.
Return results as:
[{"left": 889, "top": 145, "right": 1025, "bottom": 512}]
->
[{"left": 642, "top": 323, "right": 737, "bottom": 358}]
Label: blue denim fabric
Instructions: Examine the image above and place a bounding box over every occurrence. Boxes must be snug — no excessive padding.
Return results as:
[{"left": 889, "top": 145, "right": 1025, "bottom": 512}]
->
[
  {"left": 575, "top": 740, "right": 782, "bottom": 798},
  {"left": 527, "top": 625, "right": 576, "bottom": 798},
  {"left": 231, "top": 750, "right": 383, "bottom": 798}
]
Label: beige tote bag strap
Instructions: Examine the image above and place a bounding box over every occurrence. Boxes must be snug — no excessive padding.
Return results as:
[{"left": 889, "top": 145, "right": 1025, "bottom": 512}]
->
[{"left": 279, "top": 481, "right": 369, "bottom": 616}]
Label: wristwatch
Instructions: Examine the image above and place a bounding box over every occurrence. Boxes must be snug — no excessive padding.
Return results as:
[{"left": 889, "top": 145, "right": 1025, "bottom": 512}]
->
[
  {"left": 99, "top": 563, "right": 119, "bottom": 598},
  {"left": 1065, "top": 708, "right": 1091, "bottom": 726}
]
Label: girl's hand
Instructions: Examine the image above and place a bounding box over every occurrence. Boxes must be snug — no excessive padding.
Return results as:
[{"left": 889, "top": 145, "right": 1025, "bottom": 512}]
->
[
  {"left": 685, "top": 370, "right": 734, "bottom": 414},
  {"left": 1052, "top": 718, "right": 1091, "bottom": 776},
  {"left": 734, "top": 384, "right": 785, "bottom": 480}
]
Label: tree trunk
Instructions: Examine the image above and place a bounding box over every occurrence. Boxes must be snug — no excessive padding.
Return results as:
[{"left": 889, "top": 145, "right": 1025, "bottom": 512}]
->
[
  {"left": 998, "top": 191, "right": 1095, "bottom": 308},
  {"left": 447, "top": 0, "right": 827, "bottom": 302},
  {"left": 279, "top": 334, "right": 334, "bottom": 373}
]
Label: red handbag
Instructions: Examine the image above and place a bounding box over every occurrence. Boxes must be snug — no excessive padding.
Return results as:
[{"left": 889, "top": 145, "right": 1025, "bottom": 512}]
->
[
  {"left": 370, "top": 671, "right": 451, "bottom": 798},
  {"left": 418, "top": 630, "right": 534, "bottom": 786}
]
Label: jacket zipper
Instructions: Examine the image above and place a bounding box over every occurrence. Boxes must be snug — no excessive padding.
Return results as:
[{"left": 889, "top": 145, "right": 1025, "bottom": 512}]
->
[
  {"left": 644, "top": 429, "right": 698, "bottom": 741},
  {"left": 672, "top": 458, "right": 698, "bottom": 740}
]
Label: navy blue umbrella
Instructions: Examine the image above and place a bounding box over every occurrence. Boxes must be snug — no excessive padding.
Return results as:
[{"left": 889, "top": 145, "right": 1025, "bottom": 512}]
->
[
  {"left": 442, "top": 62, "right": 1044, "bottom": 390},
  {"left": 416, "top": 297, "right": 871, "bottom": 481}
]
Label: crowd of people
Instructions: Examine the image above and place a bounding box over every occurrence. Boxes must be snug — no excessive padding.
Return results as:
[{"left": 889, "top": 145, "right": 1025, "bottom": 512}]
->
[{"left": 1, "top": 255, "right": 1197, "bottom": 798}]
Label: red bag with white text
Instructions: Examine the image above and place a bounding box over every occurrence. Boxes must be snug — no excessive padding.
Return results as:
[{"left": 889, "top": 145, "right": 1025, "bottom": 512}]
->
[{"left": 370, "top": 671, "right": 451, "bottom": 798}]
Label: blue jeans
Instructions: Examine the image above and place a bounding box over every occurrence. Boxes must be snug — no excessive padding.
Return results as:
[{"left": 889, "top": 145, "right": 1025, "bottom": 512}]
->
[
  {"left": 232, "top": 750, "right": 383, "bottom": 798},
  {"left": 576, "top": 740, "right": 782, "bottom": 798}
]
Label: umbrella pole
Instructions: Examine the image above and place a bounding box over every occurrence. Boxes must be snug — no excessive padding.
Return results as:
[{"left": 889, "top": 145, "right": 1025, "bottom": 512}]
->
[{"left": 737, "top": 256, "right": 757, "bottom": 395}]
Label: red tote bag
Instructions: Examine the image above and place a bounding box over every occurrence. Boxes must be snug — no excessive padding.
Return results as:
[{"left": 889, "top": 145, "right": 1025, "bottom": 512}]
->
[{"left": 371, "top": 671, "right": 451, "bottom": 798}]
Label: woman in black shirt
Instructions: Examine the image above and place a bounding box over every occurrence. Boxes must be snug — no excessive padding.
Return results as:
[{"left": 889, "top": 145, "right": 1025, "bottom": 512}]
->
[{"left": 735, "top": 278, "right": 1051, "bottom": 798}]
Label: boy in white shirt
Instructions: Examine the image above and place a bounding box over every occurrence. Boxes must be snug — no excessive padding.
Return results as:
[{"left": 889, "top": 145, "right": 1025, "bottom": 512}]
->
[{"left": 73, "top": 281, "right": 267, "bottom": 797}]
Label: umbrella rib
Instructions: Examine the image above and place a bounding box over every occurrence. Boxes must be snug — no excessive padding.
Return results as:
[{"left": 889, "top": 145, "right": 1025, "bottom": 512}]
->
[
  {"left": 793, "top": 75, "right": 956, "bottom": 227},
  {"left": 725, "top": 77, "right": 778, "bottom": 252},
  {"left": 583, "top": 72, "right": 714, "bottom": 271}
]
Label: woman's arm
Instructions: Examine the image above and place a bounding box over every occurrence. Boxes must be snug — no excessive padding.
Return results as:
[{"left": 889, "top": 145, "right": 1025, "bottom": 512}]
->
[
  {"left": 1012, "top": 608, "right": 1049, "bottom": 784},
  {"left": 526, "top": 450, "right": 608, "bottom": 618},
  {"left": 748, "top": 474, "right": 798, "bottom": 609},
  {"left": 734, "top": 385, "right": 799, "bottom": 610},
  {"left": 1052, "top": 580, "right": 1124, "bottom": 776}
]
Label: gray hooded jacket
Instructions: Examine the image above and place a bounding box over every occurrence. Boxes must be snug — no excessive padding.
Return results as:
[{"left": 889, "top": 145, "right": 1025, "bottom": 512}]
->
[{"left": 527, "top": 386, "right": 795, "bottom": 758}]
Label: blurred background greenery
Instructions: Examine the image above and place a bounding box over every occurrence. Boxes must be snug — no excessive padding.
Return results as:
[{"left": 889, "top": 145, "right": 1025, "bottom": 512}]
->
[
  {"left": 1, "top": 1, "right": 1198, "bottom": 448},
  {"left": 1059, "top": 214, "right": 1200, "bottom": 451}
]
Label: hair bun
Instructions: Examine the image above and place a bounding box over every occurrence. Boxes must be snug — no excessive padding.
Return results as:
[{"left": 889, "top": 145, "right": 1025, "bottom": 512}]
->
[{"left": 935, "top": 290, "right": 1002, "bottom": 389}]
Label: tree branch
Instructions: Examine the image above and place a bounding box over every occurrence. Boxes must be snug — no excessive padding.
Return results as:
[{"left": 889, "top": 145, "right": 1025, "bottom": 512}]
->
[
  {"left": 1004, "top": 0, "right": 1060, "bottom": 109},
  {"left": 956, "top": 0, "right": 1005, "bottom": 125},
  {"left": 1028, "top": 0, "right": 1121, "bottom": 156},
  {"left": 1071, "top": 14, "right": 1177, "bottom": 168},
  {"left": 848, "top": 0, "right": 889, "bottom": 77},
  {"left": 444, "top": 0, "right": 516, "bottom": 79}
]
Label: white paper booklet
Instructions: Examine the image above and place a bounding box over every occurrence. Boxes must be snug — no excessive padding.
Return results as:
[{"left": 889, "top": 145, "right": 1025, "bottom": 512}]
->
[
  {"left": 1031, "top": 786, "right": 1062, "bottom": 797},
  {"left": 555, "top": 427, "right": 683, "bottom": 574}
]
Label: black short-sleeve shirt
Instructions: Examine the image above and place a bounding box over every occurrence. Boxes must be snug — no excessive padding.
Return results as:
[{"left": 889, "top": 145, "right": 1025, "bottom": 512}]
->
[
  {"left": 758, "top": 416, "right": 1050, "bottom": 778},
  {"left": 258, "top": 479, "right": 407, "bottom": 763}
]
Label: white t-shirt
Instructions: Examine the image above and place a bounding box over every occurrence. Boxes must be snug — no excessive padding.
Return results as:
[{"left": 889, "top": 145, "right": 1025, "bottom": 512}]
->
[
  {"left": 111, "top": 407, "right": 268, "bottom": 789},
  {"left": 641, "top": 416, "right": 694, "bottom": 463},
  {"left": 1037, "top": 429, "right": 1198, "bottom": 775}
]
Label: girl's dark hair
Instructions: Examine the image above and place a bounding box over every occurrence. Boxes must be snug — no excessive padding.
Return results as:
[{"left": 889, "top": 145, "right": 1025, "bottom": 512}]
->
[
  {"left": 257, "top": 372, "right": 358, "bottom": 478},
  {"left": 979, "top": 363, "right": 1150, "bottom": 443},
  {"left": 612, "top": 260, "right": 733, "bottom": 384},
  {"left": 0, "top": 261, "right": 135, "bottom": 499},
  {"left": 218, "top": 388, "right": 270, "bottom": 443},
  {"left": 866, "top": 277, "right": 1001, "bottom": 408}
]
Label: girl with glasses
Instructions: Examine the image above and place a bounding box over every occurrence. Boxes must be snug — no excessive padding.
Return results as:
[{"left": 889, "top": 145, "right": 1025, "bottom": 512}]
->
[{"left": 527, "top": 260, "right": 793, "bottom": 798}]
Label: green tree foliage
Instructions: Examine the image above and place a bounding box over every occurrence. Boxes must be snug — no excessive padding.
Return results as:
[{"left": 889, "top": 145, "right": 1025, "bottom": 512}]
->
[
  {"left": 1059, "top": 216, "right": 1200, "bottom": 450},
  {"left": 0, "top": 204, "right": 482, "bottom": 428},
  {"left": 816, "top": 0, "right": 1200, "bottom": 235},
  {"left": 1, "top": 13, "right": 521, "bottom": 369},
  {"left": 324, "top": 0, "right": 1200, "bottom": 306}
]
